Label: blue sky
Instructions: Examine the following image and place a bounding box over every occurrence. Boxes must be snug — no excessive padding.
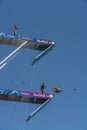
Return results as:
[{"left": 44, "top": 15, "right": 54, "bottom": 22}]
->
[{"left": 0, "top": 0, "right": 87, "bottom": 130}]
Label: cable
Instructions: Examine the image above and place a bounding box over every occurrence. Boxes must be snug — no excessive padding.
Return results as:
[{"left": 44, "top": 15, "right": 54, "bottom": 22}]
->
[{"left": 21, "top": 50, "right": 37, "bottom": 130}]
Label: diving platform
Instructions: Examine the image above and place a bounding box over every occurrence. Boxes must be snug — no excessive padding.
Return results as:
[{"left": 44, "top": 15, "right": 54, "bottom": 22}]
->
[{"left": 0, "top": 88, "right": 54, "bottom": 104}]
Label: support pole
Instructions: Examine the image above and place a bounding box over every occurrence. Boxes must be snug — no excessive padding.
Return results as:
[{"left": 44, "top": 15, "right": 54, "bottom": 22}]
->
[
  {"left": 0, "top": 41, "right": 27, "bottom": 69},
  {"left": 26, "top": 99, "right": 51, "bottom": 122},
  {"left": 32, "top": 45, "right": 54, "bottom": 65}
]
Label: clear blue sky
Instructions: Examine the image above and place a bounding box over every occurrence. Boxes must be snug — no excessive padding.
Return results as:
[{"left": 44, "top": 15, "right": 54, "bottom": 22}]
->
[{"left": 0, "top": 0, "right": 87, "bottom": 130}]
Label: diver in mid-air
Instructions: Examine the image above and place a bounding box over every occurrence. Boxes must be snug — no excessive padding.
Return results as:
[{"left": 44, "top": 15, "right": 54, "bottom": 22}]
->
[{"left": 52, "top": 87, "right": 61, "bottom": 93}]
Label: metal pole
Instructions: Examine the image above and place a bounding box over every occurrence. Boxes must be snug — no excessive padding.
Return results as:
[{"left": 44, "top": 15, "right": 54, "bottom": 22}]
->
[
  {"left": 32, "top": 45, "right": 53, "bottom": 65},
  {"left": 0, "top": 41, "right": 27, "bottom": 69},
  {"left": 26, "top": 99, "right": 51, "bottom": 122}
]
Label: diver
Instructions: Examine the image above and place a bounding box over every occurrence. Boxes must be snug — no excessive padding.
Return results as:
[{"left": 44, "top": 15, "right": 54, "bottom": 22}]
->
[
  {"left": 13, "top": 25, "right": 18, "bottom": 35},
  {"left": 52, "top": 87, "right": 61, "bottom": 93},
  {"left": 40, "top": 83, "right": 47, "bottom": 94}
]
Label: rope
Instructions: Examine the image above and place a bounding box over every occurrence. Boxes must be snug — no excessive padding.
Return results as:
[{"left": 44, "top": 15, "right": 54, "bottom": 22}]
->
[{"left": 22, "top": 50, "right": 37, "bottom": 130}]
